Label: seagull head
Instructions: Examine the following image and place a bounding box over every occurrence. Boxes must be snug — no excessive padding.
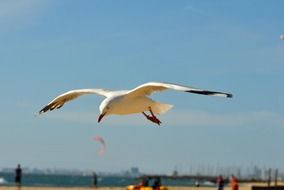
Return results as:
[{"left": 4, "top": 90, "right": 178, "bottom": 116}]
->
[{"left": 98, "top": 98, "right": 113, "bottom": 123}]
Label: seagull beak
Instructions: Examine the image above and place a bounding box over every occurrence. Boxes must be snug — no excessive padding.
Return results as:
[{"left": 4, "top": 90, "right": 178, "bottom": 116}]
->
[{"left": 98, "top": 113, "right": 106, "bottom": 123}]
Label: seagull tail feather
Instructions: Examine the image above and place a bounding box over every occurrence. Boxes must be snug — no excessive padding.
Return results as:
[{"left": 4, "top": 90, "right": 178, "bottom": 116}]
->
[{"left": 152, "top": 102, "right": 173, "bottom": 115}]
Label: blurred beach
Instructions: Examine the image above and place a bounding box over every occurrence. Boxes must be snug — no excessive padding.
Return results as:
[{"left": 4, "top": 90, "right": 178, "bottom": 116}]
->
[
  {"left": 0, "top": 183, "right": 282, "bottom": 190},
  {"left": 1, "top": 172, "right": 283, "bottom": 190},
  {"left": 0, "top": 186, "right": 249, "bottom": 190}
]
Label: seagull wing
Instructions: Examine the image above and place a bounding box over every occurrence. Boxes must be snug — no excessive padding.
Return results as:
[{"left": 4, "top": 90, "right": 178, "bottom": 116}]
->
[
  {"left": 126, "top": 82, "right": 233, "bottom": 98},
  {"left": 39, "top": 89, "right": 111, "bottom": 114}
]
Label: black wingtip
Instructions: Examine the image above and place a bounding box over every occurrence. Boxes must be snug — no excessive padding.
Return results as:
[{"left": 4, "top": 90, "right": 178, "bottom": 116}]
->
[
  {"left": 186, "top": 90, "right": 233, "bottom": 98},
  {"left": 39, "top": 105, "right": 50, "bottom": 114},
  {"left": 227, "top": 94, "right": 233, "bottom": 98}
]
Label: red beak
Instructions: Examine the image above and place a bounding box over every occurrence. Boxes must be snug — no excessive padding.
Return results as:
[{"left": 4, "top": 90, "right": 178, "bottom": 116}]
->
[{"left": 98, "top": 113, "right": 105, "bottom": 123}]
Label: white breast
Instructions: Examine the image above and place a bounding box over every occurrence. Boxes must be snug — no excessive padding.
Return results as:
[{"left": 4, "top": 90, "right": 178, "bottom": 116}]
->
[{"left": 110, "top": 96, "right": 155, "bottom": 115}]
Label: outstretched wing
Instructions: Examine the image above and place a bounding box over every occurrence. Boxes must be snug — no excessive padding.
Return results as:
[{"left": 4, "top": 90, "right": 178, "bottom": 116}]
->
[
  {"left": 126, "top": 82, "right": 233, "bottom": 98},
  {"left": 39, "top": 89, "right": 111, "bottom": 114}
]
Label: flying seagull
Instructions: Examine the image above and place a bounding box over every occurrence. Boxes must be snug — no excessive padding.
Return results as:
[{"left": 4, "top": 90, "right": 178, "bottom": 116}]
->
[{"left": 39, "top": 82, "right": 232, "bottom": 125}]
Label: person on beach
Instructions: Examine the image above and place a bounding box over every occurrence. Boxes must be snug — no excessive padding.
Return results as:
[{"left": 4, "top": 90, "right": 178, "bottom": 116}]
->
[
  {"left": 92, "top": 172, "right": 98, "bottom": 187},
  {"left": 152, "top": 177, "right": 161, "bottom": 190},
  {"left": 216, "top": 175, "right": 224, "bottom": 190},
  {"left": 15, "top": 164, "right": 22, "bottom": 187},
  {"left": 134, "top": 176, "right": 149, "bottom": 190},
  {"left": 195, "top": 180, "right": 200, "bottom": 187},
  {"left": 230, "top": 175, "right": 238, "bottom": 190}
]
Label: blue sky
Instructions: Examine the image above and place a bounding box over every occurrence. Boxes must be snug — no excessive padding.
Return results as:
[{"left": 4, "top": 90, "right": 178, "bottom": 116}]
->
[{"left": 0, "top": 0, "right": 284, "bottom": 174}]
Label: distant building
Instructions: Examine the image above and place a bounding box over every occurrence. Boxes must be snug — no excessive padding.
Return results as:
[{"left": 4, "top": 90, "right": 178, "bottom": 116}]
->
[
  {"left": 123, "top": 167, "right": 141, "bottom": 177},
  {"left": 172, "top": 170, "right": 178, "bottom": 177},
  {"left": 252, "top": 166, "right": 262, "bottom": 179},
  {"left": 237, "top": 168, "right": 242, "bottom": 179},
  {"left": 130, "top": 167, "right": 140, "bottom": 177}
]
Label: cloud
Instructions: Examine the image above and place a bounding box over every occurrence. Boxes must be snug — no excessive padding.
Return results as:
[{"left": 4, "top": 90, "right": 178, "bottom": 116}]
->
[{"left": 40, "top": 109, "right": 284, "bottom": 128}]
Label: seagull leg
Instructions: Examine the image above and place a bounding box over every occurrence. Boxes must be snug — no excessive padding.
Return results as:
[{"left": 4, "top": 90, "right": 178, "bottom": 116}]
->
[
  {"left": 148, "top": 107, "right": 162, "bottom": 125},
  {"left": 142, "top": 107, "right": 162, "bottom": 125},
  {"left": 142, "top": 112, "right": 161, "bottom": 125}
]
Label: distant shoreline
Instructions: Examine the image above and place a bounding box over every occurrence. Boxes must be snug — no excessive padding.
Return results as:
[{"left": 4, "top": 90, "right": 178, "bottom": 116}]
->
[
  {"left": 1, "top": 183, "right": 283, "bottom": 190},
  {"left": 0, "top": 186, "right": 209, "bottom": 190}
]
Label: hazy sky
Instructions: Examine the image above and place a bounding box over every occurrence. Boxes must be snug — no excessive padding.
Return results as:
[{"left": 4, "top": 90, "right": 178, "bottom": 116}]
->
[{"left": 0, "top": 0, "right": 283, "bottom": 174}]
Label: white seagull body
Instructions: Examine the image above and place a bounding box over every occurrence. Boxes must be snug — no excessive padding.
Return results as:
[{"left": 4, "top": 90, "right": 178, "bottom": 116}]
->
[{"left": 39, "top": 82, "right": 232, "bottom": 125}]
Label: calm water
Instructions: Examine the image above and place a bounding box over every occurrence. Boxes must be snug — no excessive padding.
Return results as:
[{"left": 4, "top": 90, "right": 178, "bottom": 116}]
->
[{"left": 0, "top": 173, "right": 198, "bottom": 187}]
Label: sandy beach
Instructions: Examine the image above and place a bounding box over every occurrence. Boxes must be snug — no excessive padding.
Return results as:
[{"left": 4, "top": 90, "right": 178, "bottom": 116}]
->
[
  {"left": 0, "top": 183, "right": 274, "bottom": 190},
  {"left": 0, "top": 187, "right": 248, "bottom": 190},
  {"left": 0, "top": 187, "right": 217, "bottom": 190}
]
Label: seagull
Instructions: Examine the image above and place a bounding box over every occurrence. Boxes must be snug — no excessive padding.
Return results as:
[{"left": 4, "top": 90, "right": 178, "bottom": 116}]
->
[{"left": 39, "top": 82, "right": 232, "bottom": 125}]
